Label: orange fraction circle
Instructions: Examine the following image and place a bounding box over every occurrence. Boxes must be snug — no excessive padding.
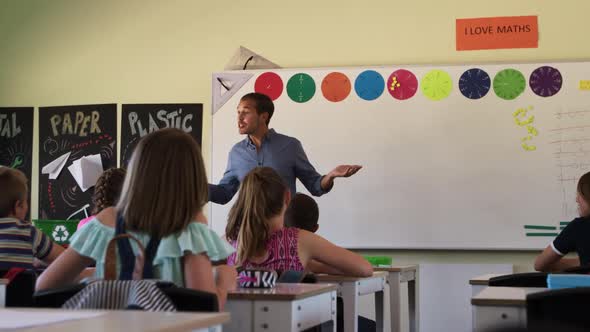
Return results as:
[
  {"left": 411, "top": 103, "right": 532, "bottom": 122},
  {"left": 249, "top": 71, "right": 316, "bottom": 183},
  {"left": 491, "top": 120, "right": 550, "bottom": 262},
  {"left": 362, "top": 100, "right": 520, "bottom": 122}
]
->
[{"left": 321, "top": 72, "right": 352, "bottom": 102}]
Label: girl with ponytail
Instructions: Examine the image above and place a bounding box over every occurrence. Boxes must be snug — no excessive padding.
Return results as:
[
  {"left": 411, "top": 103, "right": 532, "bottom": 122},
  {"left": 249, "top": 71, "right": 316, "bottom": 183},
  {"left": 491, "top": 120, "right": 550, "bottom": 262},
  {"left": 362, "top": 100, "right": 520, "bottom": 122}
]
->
[
  {"left": 77, "top": 167, "right": 126, "bottom": 230},
  {"left": 226, "top": 167, "right": 373, "bottom": 276}
]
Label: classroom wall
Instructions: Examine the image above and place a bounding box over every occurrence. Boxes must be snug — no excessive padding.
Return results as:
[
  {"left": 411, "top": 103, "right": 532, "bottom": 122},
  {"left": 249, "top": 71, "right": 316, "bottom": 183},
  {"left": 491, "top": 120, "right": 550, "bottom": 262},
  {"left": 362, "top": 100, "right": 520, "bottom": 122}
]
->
[{"left": 2, "top": 0, "right": 590, "bottom": 271}]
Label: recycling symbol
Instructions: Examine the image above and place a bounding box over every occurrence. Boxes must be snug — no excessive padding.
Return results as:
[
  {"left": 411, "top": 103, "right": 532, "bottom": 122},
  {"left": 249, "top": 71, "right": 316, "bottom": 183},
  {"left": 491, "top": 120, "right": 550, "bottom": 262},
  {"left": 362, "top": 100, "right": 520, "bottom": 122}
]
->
[{"left": 52, "top": 225, "right": 69, "bottom": 242}]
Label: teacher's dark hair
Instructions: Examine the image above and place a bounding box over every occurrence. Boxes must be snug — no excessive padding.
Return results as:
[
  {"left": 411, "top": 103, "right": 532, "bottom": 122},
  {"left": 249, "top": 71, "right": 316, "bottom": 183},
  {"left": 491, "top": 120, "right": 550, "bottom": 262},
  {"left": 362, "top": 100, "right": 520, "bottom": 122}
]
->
[{"left": 241, "top": 93, "right": 274, "bottom": 125}]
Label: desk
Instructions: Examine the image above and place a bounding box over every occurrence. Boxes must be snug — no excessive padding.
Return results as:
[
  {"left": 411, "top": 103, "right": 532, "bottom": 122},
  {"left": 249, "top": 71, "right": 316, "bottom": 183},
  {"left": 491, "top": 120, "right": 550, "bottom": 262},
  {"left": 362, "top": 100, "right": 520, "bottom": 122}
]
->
[
  {"left": 471, "top": 286, "right": 547, "bottom": 332},
  {"left": 375, "top": 265, "right": 419, "bottom": 332},
  {"left": 469, "top": 274, "right": 503, "bottom": 296},
  {"left": 0, "top": 279, "right": 7, "bottom": 308},
  {"left": 225, "top": 283, "right": 337, "bottom": 332},
  {"left": 0, "top": 308, "right": 229, "bottom": 332},
  {"left": 316, "top": 272, "right": 387, "bottom": 332}
]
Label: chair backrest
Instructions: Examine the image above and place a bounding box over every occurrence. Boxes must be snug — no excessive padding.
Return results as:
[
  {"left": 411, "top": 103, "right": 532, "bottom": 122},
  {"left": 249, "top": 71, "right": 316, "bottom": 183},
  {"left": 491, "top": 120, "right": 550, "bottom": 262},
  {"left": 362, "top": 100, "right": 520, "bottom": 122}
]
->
[
  {"left": 33, "top": 283, "right": 86, "bottom": 308},
  {"left": 488, "top": 272, "right": 548, "bottom": 287},
  {"left": 156, "top": 282, "right": 218, "bottom": 312},
  {"left": 527, "top": 287, "right": 590, "bottom": 329},
  {"left": 0, "top": 268, "right": 37, "bottom": 307},
  {"left": 33, "top": 281, "right": 218, "bottom": 312}
]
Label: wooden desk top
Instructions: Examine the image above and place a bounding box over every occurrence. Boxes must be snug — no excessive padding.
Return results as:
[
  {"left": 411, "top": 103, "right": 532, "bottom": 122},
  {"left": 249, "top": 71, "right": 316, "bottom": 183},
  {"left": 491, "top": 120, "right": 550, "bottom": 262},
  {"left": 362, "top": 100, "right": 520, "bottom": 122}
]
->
[
  {"left": 471, "top": 287, "right": 547, "bottom": 306},
  {"left": 469, "top": 274, "right": 504, "bottom": 285},
  {"left": 315, "top": 271, "right": 388, "bottom": 282},
  {"left": 0, "top": 309, "right": 229, "bottom": 332},
  {"left": 228, "top": 283, "right": 337, "bottom": 301},
  {"left": 374, "top": 265, "right": 418, "bottom": 273}
]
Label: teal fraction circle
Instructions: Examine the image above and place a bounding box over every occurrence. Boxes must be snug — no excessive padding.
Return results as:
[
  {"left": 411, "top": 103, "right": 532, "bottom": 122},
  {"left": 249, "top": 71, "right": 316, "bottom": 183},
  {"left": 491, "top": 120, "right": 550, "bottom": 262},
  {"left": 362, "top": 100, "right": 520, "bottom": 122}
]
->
[
  {"left": 354, "top": 70, "right": 385, "bottom": 101},
  {"left": 286, "top": 73, "right": 316, "bottom": 103}
]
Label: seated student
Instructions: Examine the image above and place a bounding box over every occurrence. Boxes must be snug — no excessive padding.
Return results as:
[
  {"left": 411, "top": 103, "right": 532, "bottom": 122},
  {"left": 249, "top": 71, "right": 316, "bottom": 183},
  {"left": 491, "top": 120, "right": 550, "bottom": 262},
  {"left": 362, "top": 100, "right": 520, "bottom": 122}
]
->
[
  {"left": 0, "top": 167, "right": 64, "bottom": 269},
  {"left": 284, "top": 192, "right": 319, "bottom": 233},
  {"left": 77, "top": 167, "right": 126, "bottom": 230},
  {"left": 284, "top": 192, "right": 376, "bottom": 332},
  {"left": 36, "top": 128, "right": 237, "bottom": 309},
  {"left": 225, "top": 167, "right": 373, "bottom": 277},
  {"left": 535, "top": 171, "right": 590, "bottom": 272}
]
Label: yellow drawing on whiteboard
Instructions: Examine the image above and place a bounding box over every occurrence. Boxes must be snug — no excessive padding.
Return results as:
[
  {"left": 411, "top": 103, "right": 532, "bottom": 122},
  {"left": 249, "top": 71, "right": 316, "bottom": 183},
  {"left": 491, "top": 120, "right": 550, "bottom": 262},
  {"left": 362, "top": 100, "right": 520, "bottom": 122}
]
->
[
  {"left": 513, "top": 106, "right": 537, "bottom": 152},
  {"left": 522, "top": 142, "right": 537, "bottom": 151},
  {"left": 579, "top": 80, "right": 590, "bottom": 91},
  {"left": 513, "top": 107, "right": 535, "bottom": 126},
  {"left": 526, "top": 125, "right": 538, "bottom": 136}
]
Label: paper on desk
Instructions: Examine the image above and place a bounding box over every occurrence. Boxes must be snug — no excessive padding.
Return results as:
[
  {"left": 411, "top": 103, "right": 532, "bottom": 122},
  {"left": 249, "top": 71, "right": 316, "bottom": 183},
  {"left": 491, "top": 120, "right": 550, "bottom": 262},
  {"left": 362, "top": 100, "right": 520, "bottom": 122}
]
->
[
  {"left": 68, "top": 154, "right": 103, "bottom": 192},
  {"left": 0, "top": 310, "right": 104, "bottom": 329},
  {"left": 41, "top": 152, "right": 71, "bottom": 180}
]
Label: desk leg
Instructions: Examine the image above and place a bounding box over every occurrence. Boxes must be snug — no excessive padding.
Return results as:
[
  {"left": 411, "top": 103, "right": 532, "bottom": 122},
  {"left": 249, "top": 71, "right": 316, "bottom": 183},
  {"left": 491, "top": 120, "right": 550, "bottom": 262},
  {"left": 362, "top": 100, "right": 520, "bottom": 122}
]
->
[
  {"left": 388, "top": 273, "right": 402, "bottom": 332},
  {"left": 341, "top": 281, "right": 359, "bottom": 332},
  {"left": 375, "top": 290, "right": 385, "bottom": 332},
  {"left": 410, "top": 269, "right": 419, "bottom": 332},
  {"left": 0, "top": 284, "right": 5, "bottom": 308}
]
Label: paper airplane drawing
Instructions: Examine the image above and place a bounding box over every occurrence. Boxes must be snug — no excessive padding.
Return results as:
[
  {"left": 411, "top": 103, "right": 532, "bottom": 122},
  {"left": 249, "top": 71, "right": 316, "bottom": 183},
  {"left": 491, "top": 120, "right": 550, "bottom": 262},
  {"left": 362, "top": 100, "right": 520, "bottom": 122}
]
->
[
  {"left": 41, "top": 151, "right": 71, "bottom": 180},
  {"left": 223, "top": 46, "right": 281, "bottom": 71},
  {"left": 68, "top": 154, "right": 103, "bottom": 192}
]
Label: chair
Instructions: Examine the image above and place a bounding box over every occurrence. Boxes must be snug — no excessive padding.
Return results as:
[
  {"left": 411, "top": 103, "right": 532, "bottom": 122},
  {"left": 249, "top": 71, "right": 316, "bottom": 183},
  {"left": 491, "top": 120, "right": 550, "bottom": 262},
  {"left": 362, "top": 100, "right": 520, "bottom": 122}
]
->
[
  {"left": 0, "top": 268, "right": 37, "bottom": 307},
  {"left": 33, "top": 281, "right": 218, "bottom": 312},
  {"left": 488, "top": 272, "right": 548, "bottom": 287},
  {"left": 527, "top": 287, "right": 590, "bottom": 329}
]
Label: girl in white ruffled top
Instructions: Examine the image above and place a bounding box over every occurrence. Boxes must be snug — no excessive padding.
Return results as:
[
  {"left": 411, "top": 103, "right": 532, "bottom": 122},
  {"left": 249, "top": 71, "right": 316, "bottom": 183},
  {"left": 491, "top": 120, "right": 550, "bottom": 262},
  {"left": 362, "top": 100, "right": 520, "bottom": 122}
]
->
[{"left": 36, "top": 128, "right": 237, "bottom": 309}]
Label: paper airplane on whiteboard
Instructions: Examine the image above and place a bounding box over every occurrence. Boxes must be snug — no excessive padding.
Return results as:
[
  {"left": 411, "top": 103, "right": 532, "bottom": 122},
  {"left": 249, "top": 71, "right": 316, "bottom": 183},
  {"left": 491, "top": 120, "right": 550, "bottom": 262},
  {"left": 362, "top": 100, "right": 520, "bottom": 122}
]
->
[
  {"left": 212, "top": 73, "right": 254, "bottom": 115},
  {"left": 67, "top": 154, "right": 103, "bottom": 192},
  {"left": 41, "top": 151, "right": 71, "bottom": 180},
  {"left": 223, "top": 46, "right": 281, "bottom": 71}
]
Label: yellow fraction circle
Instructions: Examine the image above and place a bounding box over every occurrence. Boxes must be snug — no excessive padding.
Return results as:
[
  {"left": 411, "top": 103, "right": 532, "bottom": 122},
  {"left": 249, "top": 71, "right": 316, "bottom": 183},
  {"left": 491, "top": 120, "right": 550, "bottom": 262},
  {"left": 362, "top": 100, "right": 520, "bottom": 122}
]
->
[{"left": 421, "top": 70, "right": 453, "bottom": 101}]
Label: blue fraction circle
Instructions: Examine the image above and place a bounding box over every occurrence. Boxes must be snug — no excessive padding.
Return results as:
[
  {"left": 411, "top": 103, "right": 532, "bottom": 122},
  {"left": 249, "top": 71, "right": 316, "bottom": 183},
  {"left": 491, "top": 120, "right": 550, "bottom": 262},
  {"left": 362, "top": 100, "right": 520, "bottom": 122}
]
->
[
  {"left": 354, "top": 70, "right": 385, "bottom": 101},
  {"left": 458, "top": 68, "right": 491, "bottom": 100}
]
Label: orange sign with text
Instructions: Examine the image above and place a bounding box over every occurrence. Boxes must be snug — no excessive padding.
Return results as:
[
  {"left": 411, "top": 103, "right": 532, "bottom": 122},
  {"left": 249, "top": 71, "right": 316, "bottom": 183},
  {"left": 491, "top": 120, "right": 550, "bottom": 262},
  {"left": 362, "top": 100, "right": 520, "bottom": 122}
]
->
[{"left": 456, "top": 16, "right": 538, "bottom": 51}]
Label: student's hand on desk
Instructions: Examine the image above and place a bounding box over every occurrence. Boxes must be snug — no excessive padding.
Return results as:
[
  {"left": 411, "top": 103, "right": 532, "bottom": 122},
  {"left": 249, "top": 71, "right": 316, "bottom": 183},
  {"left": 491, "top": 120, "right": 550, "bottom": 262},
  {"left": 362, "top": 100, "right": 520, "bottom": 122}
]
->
[{"left": 329, "top": 165, "right": 362, "bottom": 178}]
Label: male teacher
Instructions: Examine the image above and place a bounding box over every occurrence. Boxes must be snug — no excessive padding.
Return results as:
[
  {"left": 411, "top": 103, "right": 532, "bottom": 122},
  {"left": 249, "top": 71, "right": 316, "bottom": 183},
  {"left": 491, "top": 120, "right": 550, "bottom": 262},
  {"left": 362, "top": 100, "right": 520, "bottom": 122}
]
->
[{"left": 209, "top": 92, "right": 362, "bottom": 204}]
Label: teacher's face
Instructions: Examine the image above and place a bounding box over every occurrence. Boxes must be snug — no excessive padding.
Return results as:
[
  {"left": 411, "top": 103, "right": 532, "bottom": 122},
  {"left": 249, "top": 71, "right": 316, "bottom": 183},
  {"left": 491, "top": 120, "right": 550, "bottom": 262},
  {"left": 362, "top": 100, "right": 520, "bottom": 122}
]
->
[{"left": 237, "top": 99, "right": 262, "bottom": 135}]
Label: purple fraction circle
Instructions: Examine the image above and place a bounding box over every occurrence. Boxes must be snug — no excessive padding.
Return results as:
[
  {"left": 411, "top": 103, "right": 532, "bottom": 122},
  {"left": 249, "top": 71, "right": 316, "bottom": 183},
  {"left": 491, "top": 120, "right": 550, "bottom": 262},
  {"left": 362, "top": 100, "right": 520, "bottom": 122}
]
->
[{"left": 529, "top": 66, "right": 563, "bottom": 97}]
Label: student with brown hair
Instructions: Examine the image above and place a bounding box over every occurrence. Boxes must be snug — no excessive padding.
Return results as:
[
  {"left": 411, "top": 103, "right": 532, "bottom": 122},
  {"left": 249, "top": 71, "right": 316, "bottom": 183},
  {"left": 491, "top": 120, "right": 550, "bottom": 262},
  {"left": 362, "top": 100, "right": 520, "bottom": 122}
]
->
[
  {"left": 37, "top": 129, "right": 237, "bottom": 309},
  {"left": 0, "top": 167, "right": 63, "bottom": 268},
  {"left": 225, "top": 167, "right": 372, "bottom": 276},
  {"left": 284, "top": 192, "right": 320, "bottom": 233},
  {"left": 77, "top": 167, "right": 126, "bottom": 230},
  {"left": 535, "top": 171, "right": 590, "bottom": 272}
]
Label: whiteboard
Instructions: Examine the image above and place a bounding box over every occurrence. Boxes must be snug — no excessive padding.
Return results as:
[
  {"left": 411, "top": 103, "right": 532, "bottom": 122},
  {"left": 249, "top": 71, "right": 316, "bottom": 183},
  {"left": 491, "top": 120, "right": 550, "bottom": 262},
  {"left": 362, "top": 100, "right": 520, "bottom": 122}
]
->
[{"left": 211, "top": 61, "right": 590, "bottom": 249}]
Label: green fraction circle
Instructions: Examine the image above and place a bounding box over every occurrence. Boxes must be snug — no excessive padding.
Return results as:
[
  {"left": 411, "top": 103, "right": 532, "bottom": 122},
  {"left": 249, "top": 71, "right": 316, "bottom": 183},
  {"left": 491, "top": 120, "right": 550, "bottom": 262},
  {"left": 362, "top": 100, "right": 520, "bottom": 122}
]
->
[
  {"left": 421, "top": 70, "right": 453, "bottom": 101},
  {"left": 287, "top": 73, "right": 316, "bottom": 103},
  {"left": 493, "top": 69, "right": 526, "bottom": 100}
]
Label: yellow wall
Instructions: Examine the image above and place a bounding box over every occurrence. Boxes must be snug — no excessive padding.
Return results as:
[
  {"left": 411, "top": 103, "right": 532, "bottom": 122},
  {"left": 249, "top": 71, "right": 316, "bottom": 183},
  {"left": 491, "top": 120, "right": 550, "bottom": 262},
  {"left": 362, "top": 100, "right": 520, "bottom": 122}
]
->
[{"left": 2, "top": 0, "right": 589, "bottom": 271}]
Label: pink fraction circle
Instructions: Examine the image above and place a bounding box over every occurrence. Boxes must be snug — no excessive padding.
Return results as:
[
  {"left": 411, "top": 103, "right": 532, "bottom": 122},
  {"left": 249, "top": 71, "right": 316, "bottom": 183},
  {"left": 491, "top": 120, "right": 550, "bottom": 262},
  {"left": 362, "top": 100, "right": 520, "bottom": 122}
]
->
[
  {"left": 254, "top": 72, "right": 283, "bottom": 100},
  {"left": 387, "top": 69, "right": 418, "bottom": 100}
]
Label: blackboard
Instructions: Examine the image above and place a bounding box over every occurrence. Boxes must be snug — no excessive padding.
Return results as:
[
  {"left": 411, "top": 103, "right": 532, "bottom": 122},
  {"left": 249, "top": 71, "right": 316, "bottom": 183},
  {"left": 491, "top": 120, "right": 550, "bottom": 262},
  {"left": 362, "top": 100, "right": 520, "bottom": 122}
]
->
[
  {"left": 0, "top": 107, "right": 34, "bottom": 219},
  {"left": 38, "top": 104, "right": 117, "bottom": 220},
  {"left": 121, "top": 104, "right": 203, "bottom": 166}
]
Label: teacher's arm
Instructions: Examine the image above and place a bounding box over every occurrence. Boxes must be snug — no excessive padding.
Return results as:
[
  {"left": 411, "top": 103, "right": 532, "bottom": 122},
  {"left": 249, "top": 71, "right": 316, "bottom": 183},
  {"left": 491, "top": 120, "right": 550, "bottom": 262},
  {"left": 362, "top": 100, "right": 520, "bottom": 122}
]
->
[
  {"left": 208, "top": 152, "right": 240, "bottom": 205},
  {"left": 294, "top": 140, "right": 362, "bottom": 196}
]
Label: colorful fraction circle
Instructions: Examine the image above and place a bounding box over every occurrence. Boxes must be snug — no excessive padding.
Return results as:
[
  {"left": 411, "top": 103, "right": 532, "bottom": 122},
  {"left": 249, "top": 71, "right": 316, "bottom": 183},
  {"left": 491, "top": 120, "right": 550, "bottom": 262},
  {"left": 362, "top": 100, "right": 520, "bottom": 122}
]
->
[
  {"left": 354, "top": 70, "right": 385, "bottom": 101},
  {"left": 321, "top": 72, "right": 351, "bottom": 102},
  {"left": 458, "top": 68, "right": 491, "bottom": 100},
  {"left": 529, "top": 66, "right": 563, "bottom": 97},
  {"left": 421, "top": 70, "right": 453, "bottom": 101},
  {"left": 287, "top": 73, "right": 316, "bottom": 103},
  {"left": 493, "top": 69, "right": 526, "bottom": 100},
  {"left": 387, "top": 69, "right": 418, "bottom": 100},
  {"left": 254, "top": 72, "right": 283, "bottom": 100}
]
